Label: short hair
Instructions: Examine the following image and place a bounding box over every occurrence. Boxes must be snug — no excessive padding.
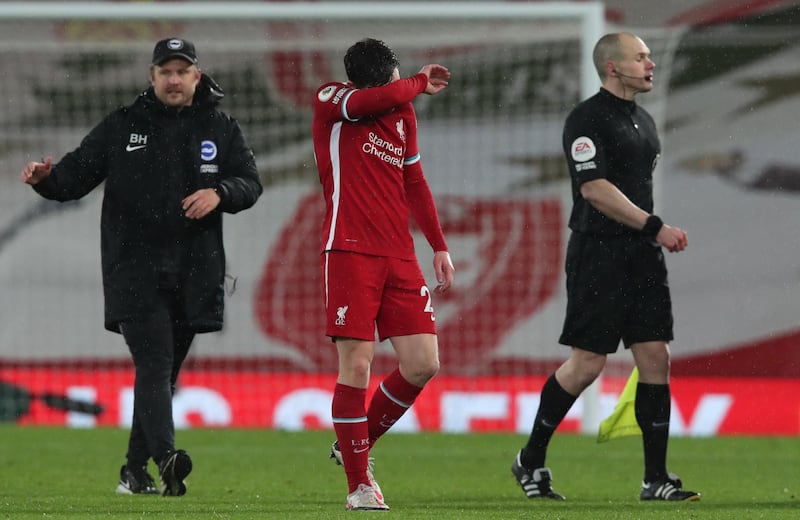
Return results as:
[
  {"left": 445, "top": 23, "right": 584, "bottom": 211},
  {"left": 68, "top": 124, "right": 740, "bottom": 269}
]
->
[
  {"left": 592, "top": 33, "right": 627, "bottom": 80},
  {"left": 344, "top": 38, "right": 399, "bottom": 88}
]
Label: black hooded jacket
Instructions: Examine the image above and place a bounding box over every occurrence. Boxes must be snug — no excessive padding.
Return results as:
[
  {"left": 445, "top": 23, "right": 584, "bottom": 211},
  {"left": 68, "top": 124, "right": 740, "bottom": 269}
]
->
[{"left": 33, "top": 74, "right": 262, "bottom": 333}]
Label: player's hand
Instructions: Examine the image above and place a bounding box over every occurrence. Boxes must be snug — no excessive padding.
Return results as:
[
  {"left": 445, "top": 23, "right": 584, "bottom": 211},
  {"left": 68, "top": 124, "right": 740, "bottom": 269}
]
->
[
  {"left": 418, "top": 64, "right": 450, "bottom": 95},
  {"left": 432, "top": 251, "right": 455, "bottom": 293},
  {"left": 20, "top": 156, "right": 53, "bottom": 185},
  {"left": 656, "top": 224, "right": 688, "bottom": 253},
  {"left": 182, "top": 187, "right": 221, "bottom": 219}
]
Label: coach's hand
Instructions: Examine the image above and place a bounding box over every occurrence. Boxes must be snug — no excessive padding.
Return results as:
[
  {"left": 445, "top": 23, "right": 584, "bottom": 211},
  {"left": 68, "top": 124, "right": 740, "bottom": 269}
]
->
[
  {"left": 182, "top": 187, "right": 221, "bottom": 219},
  {"left": 433, "top": 251, "right": 455, "bottom": 293},
  {"left": 20, "top": 156, "right": 53, "bottom": 185}
]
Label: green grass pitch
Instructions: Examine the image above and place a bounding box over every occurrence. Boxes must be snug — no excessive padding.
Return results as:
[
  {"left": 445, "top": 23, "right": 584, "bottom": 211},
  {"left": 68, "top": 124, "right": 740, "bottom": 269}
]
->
[{"left": 1, "top": 426, "right": 797, "bottom": 519}]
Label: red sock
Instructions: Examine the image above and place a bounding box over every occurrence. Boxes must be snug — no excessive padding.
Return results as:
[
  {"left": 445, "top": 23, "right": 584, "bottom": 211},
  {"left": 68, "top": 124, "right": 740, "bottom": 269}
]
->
[
  {"left": 367, "top": 369, "right": 423, "bottom": 446},
  {"left": 332, "top": 383, "right": 370, "bottom": 493}
]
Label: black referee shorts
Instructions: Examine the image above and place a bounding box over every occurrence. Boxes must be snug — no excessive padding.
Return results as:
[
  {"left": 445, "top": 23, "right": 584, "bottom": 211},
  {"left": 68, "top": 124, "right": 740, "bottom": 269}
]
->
[{"left": 558, "top": 232, "right": 674, "bottom": 354}]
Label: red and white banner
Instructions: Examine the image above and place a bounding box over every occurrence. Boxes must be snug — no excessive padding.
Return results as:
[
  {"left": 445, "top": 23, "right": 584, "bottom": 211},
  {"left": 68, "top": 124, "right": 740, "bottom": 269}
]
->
[{"left": 2, "top": 367, "right": 798, "bottom": 436}]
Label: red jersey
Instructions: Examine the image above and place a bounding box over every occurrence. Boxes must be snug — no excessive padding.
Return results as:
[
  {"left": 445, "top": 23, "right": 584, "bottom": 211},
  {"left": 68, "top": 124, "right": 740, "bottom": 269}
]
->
[{"left": 312, "top": 74, "right": 447, "bottom": 260}]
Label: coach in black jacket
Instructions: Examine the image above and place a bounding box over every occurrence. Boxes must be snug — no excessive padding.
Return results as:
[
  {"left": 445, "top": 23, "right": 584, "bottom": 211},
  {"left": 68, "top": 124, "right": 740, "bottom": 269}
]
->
[{"left": 20, "top": 38, "right": 262, "bottom": 497}]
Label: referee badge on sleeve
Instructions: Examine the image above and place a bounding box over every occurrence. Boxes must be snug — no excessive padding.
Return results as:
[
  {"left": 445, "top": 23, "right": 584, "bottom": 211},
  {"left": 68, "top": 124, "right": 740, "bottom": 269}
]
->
[{"left": 571, "top": 136, "right": 597, "bottom": 172}]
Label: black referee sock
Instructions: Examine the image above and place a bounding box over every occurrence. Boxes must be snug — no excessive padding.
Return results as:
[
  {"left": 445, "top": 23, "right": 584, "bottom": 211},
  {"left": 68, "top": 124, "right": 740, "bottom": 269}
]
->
[
  {"left": 521, "top": 374, "right": 577, "bottom": 470},
  {"left": 635, "top": 382, "right": 671, "bottom": 483}
]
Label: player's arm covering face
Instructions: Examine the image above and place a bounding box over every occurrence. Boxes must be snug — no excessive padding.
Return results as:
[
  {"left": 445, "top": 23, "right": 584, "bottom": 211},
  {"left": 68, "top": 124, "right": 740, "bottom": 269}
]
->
[{"left": 313, "top": 75, "right": 428, "bottom": 124}]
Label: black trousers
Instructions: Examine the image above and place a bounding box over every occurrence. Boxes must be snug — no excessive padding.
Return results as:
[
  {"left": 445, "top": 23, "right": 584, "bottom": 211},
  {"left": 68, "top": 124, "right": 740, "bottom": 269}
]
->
[{"left": 120, "top": 277, "right": 195, "bottom": 467}]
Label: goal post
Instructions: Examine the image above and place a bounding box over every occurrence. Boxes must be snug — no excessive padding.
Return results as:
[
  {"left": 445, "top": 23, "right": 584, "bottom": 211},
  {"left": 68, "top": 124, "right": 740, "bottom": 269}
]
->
[{"left": 0, "top": 2, "right": 612, "bottom": 433}]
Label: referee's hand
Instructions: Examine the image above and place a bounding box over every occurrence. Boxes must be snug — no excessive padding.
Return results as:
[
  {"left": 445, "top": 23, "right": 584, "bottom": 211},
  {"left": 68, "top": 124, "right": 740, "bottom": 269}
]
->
[{"left": 657, "top": 224, "right": 688, "bottom": 253}]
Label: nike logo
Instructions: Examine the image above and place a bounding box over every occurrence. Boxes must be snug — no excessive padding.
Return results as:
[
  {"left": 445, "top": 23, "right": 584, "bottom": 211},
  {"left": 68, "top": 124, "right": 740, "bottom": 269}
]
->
[
  {"left": 353, "top": 447, "right": 369, "bottom": 454},
  {"left": 651, "top": 421, "right": 670, "bottom": 428},
  {"left": 125, "top": 144, "right": 147, "bottom": 152}
]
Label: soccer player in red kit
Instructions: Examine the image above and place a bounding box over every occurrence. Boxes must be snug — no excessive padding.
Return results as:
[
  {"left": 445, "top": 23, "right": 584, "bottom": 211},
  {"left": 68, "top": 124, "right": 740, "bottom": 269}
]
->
[{"left": 311, "top": 38, "right": 455, "bottom": 511}]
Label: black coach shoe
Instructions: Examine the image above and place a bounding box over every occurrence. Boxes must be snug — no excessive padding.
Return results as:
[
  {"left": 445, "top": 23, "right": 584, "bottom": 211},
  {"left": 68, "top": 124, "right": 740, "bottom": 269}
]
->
[
  {"left": 159, "top": 449, "right": 192, "bottom": 496},
  {"left": 116, "top": 464, "right": 159, "bottom": 495}
]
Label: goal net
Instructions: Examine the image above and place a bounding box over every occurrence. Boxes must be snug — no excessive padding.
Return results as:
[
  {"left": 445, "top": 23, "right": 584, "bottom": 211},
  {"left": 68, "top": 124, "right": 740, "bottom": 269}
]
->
[{"left": 0, "top": 2, "right": 629, "bottom": 432}]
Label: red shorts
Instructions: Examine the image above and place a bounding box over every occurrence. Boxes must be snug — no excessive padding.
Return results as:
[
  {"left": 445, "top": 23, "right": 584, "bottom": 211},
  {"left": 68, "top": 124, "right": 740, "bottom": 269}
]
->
[{"left": 322, "top": 251, "right": 437, "bottom": 341}]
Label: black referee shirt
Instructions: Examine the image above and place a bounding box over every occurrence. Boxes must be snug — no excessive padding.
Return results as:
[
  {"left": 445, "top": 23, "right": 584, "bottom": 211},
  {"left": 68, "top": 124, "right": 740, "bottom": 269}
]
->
[{"left": 562, "top": 88, "right": 660, "bottom": 236}]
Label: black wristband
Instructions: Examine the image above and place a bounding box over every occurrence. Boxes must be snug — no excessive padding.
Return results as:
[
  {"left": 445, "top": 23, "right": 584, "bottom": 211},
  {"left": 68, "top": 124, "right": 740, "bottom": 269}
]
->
[{"left": 642, "top": 215, "right": 663, "bottom": 237}]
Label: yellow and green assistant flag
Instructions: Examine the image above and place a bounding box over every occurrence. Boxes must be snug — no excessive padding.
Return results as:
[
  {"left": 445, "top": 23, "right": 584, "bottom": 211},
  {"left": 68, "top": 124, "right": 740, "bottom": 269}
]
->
[{"left": 597, "top": 367, "right": 642, "bottom": 443}]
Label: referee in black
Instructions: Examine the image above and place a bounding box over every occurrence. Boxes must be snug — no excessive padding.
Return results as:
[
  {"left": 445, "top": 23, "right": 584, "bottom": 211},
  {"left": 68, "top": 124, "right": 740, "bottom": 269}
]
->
[{"left": 511, "top": 32, "right": 700, "bottom": 502}]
